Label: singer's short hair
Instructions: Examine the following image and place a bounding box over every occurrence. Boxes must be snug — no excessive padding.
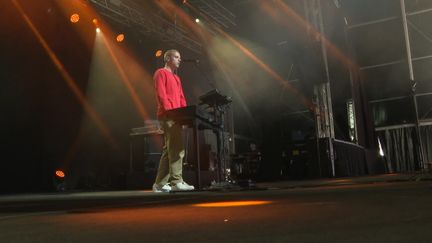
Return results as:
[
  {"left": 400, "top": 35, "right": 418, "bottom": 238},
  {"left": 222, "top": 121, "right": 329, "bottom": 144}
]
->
[{"left": 164, "top": 49, "right": 179, "bottom": 63}]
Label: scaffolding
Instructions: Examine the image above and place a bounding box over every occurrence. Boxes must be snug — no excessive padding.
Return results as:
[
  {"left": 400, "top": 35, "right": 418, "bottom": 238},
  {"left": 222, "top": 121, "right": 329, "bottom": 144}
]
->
[
  {"left": 345, "top": 0, "right": 432, "bottom": 169},
  {"left": 188, "top": 0, "right": 236, "bottom": 29},
  {"left": 88, "top": 0, "right": 203, "bottom": 54},
  {"left": 304, "top": 0, "right": 336, "bottom": 177}
]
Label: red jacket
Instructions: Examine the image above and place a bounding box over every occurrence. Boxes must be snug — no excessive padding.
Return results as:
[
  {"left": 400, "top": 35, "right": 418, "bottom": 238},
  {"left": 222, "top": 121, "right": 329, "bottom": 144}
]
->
[{"left": 154, "top": 68, "right": 187, "bottom": 117}]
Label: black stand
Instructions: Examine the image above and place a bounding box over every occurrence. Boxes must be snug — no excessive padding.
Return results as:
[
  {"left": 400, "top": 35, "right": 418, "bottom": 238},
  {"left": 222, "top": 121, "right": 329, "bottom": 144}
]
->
[{"left": 198, "top": 89, "right": 252, "bottom": 190}]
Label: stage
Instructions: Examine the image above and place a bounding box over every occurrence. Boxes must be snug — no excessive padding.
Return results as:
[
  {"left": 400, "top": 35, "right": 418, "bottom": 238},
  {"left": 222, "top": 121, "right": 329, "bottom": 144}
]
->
[
  {"left": 1, "top": 174, "right": 432, "bottom": 242},
  {"left": 2, "top": 1, "right": 432, "bottom": 241}
]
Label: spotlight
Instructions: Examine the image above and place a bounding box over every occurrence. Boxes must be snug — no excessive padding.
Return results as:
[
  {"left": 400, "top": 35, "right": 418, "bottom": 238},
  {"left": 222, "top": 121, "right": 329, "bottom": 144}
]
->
[
  {"left": 116, "top": 34, "right": 125, "bottom": 42},
  {"left": 155, "top": 50, "right": 163, "bottom": 57},
  {"left": 195, "top": 18, "right": 200, "bottom": 23},
  {"left": 96, "top": 27, "right": 101, "bottom": 33},
  {"left": 92, "top": 18, "right": 98, "bottom": 25},
  {"left": 53, "top": 169, "right": 66, "bottom": 192},
  {"left": 55, "top": 170, "right": 65, "bottom": 178},
  {"left": 70, "top": 13, "right": 80, "bottom": 23}
]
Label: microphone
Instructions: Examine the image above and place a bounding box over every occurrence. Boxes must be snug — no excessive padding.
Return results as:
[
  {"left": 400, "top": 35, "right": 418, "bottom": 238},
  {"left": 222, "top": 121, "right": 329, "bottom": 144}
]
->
[{"left": 182, "top": 59, "right": 200, "bottom": 64}]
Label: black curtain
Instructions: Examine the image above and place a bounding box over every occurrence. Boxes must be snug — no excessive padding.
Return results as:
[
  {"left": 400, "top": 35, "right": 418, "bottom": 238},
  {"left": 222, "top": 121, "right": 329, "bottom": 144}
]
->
[
  {"left": 377, "top": 126, "right": 421, "bottom": 173},
  {"left": 420, "top": 125, "right": 432, "bottom": 166},
  {"left": 334, "top": 140, "right": 367, "bottom": 177}
]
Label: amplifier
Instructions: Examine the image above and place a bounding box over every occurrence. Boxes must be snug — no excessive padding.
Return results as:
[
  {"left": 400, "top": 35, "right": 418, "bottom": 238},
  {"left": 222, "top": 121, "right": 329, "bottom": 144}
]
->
[
  {"left": 129, "top": 125, "right": 164, "bottom": 173},
  {"left": 130, "top": 120, "right": 163, "bottom": 136}
]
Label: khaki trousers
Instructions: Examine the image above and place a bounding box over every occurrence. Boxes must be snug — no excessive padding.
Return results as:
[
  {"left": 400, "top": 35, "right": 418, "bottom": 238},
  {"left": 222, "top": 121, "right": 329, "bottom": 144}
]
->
[{"left": 154, "top": 119, "right": 185, "bottom": 186}]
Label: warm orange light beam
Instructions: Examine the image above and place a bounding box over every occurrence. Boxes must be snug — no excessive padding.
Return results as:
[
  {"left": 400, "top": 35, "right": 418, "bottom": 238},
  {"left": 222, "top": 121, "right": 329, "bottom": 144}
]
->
[
  {"left": 207, "top": 50, "right": 256, "bottom": 124},
  {"left": 61, "top": 129, "right": 84, "bottom": 171},
  {"left": 154, "top": 0, "right": 209, "bottom": 43},
  {"left": 181, "top": 2, "right": 257, "bottom": 121},
  {"left": 267, "top": 0, "right": 356, "bottom": 69},
  {"left": 100, "top": 34, "right": 150, "bottom": 121},
  {"left": 193, "top": 201, "right": 272, "bottom": 207},
  {"left": 214, "top": 27, "right": 313, "bottom": 109},
  {"left": 12, "top": 0, "right": 117, "bottom": 148},
  {"left": 183, "top": 1, "right": 221, "bottom": 42},
  {"left": 183, "top": 1, "right": 313, "bottom": 109},
  {"left": 54, "top": 0, "right": 153, "bottom": 121}
]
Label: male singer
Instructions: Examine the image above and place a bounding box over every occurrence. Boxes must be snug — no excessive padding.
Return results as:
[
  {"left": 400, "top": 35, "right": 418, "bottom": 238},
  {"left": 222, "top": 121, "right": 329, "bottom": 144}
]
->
[{"left": 152, "top": 49, "right": 195, "bottom": 192}]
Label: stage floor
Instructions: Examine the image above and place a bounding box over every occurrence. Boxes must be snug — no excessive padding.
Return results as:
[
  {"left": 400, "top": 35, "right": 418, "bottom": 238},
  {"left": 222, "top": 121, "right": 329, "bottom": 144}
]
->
[{"left": 1, "top": 174, "right": 432, "bottom": 242}]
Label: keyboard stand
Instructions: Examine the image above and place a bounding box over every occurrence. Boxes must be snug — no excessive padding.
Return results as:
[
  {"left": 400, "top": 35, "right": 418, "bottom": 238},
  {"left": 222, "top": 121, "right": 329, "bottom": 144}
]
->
[{"left": 173, "top": 117, "right": 216, "bottom": 190}]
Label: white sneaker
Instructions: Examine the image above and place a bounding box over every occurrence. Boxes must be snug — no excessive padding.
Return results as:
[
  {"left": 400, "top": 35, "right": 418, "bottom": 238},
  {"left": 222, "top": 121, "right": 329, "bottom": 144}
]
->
[
  {"left": 152, "top": 183, "right": 171, "bottom": 193},
  {"left": 171, "top": 182, "right": 195, "bottom": 191}
]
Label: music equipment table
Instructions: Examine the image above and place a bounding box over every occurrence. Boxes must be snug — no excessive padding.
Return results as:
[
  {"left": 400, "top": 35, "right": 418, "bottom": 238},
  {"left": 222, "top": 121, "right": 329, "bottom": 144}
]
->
[{"left": 163, "top": 105, "right": 220, "bottom": 189}]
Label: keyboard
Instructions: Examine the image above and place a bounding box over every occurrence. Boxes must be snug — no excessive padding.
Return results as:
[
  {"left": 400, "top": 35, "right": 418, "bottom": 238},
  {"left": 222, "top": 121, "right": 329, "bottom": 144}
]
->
[{"left": 163, "top": 105, "right": 214, "bottom": 126}]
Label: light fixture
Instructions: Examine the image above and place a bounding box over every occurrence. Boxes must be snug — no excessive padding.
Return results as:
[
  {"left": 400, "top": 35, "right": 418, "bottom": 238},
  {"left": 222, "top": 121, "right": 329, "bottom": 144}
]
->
[
  {"left": 55, "top": 170, "right": 65, "bottom": 178},
  {"left": 53, "top": 169, "right": 66, "bottom": 192},
  {"left": 116, "top": 34, "right": 125, "bottom": 42},
  {"left": 155, "top": 50, "right": 163, "bottom": 57},
  {"left": 70, "top": 13, "right": 80, "bottom": 23}
]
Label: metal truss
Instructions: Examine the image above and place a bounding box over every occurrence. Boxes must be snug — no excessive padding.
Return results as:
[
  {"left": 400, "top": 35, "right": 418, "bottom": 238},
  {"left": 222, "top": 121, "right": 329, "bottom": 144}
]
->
[
  {"left": 347, "top": 5, "right": 432, "bottom": 71},
  {"left": 346, "top": 1, "right": 431, "bottom": 169},
  {"left": 88, "top": 0, "right": 202, "bottom": 54},
  {"left": 303, "top": 0, "right": 336, "bottom": 177},
  {"left": 188, "top": 0, "right": 236, "bottom": 29}
]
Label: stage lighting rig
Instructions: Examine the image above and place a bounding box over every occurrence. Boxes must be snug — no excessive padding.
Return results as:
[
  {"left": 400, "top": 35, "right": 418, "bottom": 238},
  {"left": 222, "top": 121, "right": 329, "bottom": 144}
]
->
[{"left": 53, "top": 170, "right": 66, "bottom": 192}]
